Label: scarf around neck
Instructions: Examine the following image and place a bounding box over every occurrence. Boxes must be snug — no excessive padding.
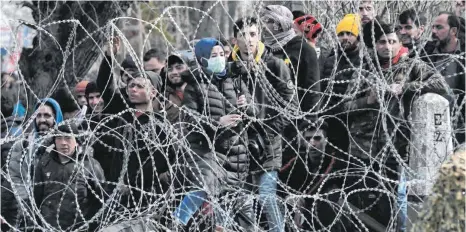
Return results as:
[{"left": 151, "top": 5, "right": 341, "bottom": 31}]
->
[{"left": 263, "top": 30, "right": 297, "bottom": 52}]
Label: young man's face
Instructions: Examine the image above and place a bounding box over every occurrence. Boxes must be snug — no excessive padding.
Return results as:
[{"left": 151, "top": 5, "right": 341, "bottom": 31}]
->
[
  {"left": 144, "top": 57, "right": 165, "bottom": 73},
  {"left": 432, "top": 14, "right": 455, "bottom": 49},
  {"left": 359, "top": 1, "right": 375, "bottom": 25},
  {"left": 55, "top": 135, "right": 77, "bottom": 157},
  {"left": 76, "top": 93, "right": 87, "bottom": 106},
  {"left": 376, "top": 33, "right": 402, "bottom": 59},
  {"left": 167, "top": 62, "right": 187, "bottom": 86},
  {"left": 236, "top": 24, "right": 260, "bottom": 57},
  {"left": 305, "top": 129, "right": 327, "bottom": 151},
  {"left": 127, "top": 77, "right": 155, "bottom": 104},
  {"left": 397, "top": 18, "right": 424, "bottom": 46},
  {"left": 338, "top": 31, "right": 359, "bottom": 51},
  {"left": 87, "top": 92, "right": 104, "bottom": 113},
  {"left": 35, "top": 105, "right": 55, "bottom": 135}
]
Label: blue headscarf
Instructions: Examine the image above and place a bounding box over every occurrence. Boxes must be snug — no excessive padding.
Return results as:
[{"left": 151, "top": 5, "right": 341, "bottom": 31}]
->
[{"left": 194, "top": 38, "right": 227, "bottom": 77}]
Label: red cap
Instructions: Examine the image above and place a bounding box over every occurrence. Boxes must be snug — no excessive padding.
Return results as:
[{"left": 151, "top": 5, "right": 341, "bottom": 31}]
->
[
  {"left": 294, "top": 15, "right": 323, "bottom": 43},
  {"left": 75, "top": 81, "right": 89, "bottom": 93}
]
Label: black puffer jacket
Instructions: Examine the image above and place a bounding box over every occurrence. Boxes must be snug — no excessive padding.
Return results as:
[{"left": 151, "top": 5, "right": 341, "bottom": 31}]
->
[
  {"left": 230, "top": 45, "right": 297, "bottom": 173},
  {"left": 181, "top": 67, "right": 257, "bottom": 187},
  {"left": 34, "top": 148, "right": 105, "bottom": 231}
]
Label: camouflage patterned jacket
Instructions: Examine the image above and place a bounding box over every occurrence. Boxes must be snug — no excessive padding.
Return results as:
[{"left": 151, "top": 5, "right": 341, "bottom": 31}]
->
[
  {"left": 344, "top": 54, "right": 452, "bottom": 160},
  {"left": 412, "top": 148, "right": 465, "bottom": 232}
]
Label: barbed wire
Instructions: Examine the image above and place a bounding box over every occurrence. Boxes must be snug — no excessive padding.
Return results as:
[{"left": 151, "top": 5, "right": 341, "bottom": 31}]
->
[{"left": 1, "top": 1, "right": 464, "bottom": 231}]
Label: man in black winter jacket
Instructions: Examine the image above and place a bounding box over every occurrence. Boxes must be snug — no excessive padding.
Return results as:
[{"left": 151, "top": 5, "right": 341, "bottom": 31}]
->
[
  {"left": 320, "top": 13, "right": 364, "bottom": 167},
  {"left": 260, "top": 5, "right": 320, "bottom": 125},
  {"left": 93, "top": 37, "right": 180, "bottom": 221},
  {"left": 422, "top": 12, "right": 465, "bottom": 144},
  {"left": 230, "top": 17, "right": 296, "bottom": 232},
  {"left": 34, "top": 122, "right": 105, "bottom": 231}
]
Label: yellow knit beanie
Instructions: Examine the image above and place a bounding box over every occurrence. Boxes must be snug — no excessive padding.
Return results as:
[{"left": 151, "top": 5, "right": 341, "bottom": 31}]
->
[{"left": 336, "top": 14, "right": 361, "bottom": 37}]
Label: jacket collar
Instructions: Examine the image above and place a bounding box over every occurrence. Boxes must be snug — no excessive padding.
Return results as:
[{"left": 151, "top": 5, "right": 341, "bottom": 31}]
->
[{"left": 231, "top": 41, "right": 266, "bottom": 63}]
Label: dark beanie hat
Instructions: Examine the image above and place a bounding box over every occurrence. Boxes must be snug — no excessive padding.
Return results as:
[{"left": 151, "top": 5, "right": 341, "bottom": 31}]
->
[
  {"left": 55, "top": 121, "right": 79, "bottom": 136},
  {"left": 85, "top": 82, "right": 99, "bottom": 96},
  {"left": 54, "top": 121, "right": 82, "bottom": 143}
]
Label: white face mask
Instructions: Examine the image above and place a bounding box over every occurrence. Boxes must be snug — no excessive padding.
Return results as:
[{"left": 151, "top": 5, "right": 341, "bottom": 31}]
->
[{"left": 207, "top": 56, "right": 226, "bottom": 73}]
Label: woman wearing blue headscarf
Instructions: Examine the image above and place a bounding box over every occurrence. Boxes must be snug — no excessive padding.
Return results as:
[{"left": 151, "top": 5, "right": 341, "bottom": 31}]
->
[{"left": 176, "top": 38, "right": 258, "bottom": 231}]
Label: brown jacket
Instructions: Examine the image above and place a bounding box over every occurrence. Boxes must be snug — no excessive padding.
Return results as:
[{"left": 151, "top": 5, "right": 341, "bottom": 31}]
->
[{"left": 163, "top": 85, "right": 183, "bottom": 124}]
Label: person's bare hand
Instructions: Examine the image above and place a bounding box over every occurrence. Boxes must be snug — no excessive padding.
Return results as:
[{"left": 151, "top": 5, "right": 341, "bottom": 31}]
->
[
  {"left": 367, "top": 89, "right": 378, "bottom": 104},
  {"left": 105, "top": 37, "right": 121, "bottom": 56},
  {"left": 237, "top": 95, "right": 247, "bottom": 107},
  {"left": 389, "top": 83, "right": 403, "bottom": 96},
  {"left": 219, "top": 114, "right": 242, "bottom": 128}
]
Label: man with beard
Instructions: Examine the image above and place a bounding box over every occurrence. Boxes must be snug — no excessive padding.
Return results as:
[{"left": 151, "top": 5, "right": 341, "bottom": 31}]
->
[
  {"left": 321, "top": 13, "right": 363, "bottom": 166},
  {"left": 397, "top": 9, "right": 426, "bottom": 57},
  {"left": 359, "top": 0, "right": 375, "bottom": 26},
  {"left": 317, "top": 14, "right": 366, "bottom": 231},
  {"left": 424, "top": 12, "right": 465, "bottom": 144},
  {"left": 1, "top": 98, "right": 63, "bottom": 230},
  {"left": 159, "top": 53, "right": 190, "bottom": 124}
]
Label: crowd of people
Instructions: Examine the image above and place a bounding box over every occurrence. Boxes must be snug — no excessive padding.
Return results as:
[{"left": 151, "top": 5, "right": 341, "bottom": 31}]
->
[{"left": 1, "top": 1, "right": 465, "bottom": 231}]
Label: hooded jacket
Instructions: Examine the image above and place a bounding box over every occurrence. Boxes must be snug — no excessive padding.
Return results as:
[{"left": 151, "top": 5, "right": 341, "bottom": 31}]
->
[
  {"left": 344, "top": 50, "right": 451, "bottom": 160},
  {"left": 1, "top": 98, "right": 63, "bottom": 227},
  {"left": 230, "top": 41, "right": 297, "bottom": 172},
  {"left": 33, "top": 147, "right": 105, "bottom": 231}
]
